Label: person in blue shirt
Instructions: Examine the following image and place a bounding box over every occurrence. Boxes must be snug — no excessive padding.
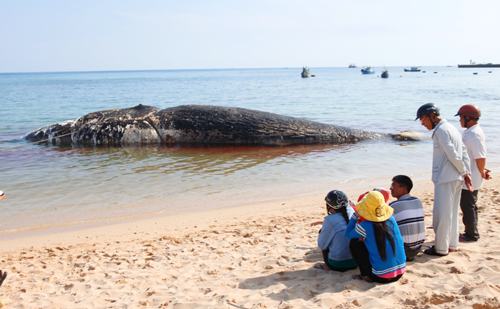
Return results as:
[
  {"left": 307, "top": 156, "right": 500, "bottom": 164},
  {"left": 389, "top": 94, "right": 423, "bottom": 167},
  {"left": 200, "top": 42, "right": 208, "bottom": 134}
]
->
[
  {"left": 346, "top": 191, "right": 406, "bottom": 283},
  {"left": 312, "top": 190, "right": 357, "bottom": 271}
]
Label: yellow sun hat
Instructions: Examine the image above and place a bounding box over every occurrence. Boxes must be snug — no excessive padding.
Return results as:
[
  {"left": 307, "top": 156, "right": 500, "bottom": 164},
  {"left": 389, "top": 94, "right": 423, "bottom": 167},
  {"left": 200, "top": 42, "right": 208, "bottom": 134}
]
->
[{"left": 356, "top": 191, "right": 394, "bottom": 222}]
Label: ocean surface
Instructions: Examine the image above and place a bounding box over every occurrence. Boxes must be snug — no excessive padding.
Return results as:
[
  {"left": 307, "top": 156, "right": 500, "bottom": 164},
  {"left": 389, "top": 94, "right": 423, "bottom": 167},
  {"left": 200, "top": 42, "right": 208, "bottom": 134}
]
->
[{"left": 1, "top": 66, "right": 499, "bottom": 236}]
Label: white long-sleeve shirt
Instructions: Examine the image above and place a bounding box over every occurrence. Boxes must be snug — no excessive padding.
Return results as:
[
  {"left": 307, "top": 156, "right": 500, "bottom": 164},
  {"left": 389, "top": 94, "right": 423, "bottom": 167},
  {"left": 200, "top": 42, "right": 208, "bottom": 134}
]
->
[{"left": 431, "top": 119, "right": 471, "bottom": 185}]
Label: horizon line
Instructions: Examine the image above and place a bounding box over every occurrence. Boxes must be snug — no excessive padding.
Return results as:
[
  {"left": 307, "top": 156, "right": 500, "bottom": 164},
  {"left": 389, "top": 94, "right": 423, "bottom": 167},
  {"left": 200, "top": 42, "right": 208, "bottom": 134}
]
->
[{"left": 0, "top": 64, "right": 464, "bottom": 75}]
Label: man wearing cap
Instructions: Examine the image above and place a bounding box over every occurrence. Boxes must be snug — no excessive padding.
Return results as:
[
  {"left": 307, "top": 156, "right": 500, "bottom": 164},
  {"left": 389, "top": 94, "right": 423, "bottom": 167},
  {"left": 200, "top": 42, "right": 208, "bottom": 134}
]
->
[
  {"left": 416, "top": 103, "right": 472, "bottom": 256},
  {"left": 455, "top": 105, "right": 491, "bottom": 242},
  {"left": 389, "top": 175, "right": 425, "bottom": 261}
]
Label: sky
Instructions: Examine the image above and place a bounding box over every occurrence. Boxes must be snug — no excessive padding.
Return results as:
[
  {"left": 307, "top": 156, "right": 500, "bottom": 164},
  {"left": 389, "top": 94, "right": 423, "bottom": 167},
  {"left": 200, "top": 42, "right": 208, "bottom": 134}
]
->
[{"left": 1, "top": 0, "right": 500, "bottom": 73}]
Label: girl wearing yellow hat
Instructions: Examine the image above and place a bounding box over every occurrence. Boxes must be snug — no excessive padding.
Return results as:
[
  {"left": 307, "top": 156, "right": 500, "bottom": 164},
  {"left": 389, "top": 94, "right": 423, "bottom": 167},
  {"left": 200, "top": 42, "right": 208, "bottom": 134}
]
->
[{"left": 345, "top": 191, "right": 406, "bottom": 283}]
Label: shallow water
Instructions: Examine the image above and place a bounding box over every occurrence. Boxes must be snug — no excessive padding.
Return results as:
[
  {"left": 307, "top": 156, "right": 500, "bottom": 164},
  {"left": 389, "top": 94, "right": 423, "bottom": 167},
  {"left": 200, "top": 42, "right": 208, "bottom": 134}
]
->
[{"left": 1, "top": 66, "right": 499, "bottom": 234}]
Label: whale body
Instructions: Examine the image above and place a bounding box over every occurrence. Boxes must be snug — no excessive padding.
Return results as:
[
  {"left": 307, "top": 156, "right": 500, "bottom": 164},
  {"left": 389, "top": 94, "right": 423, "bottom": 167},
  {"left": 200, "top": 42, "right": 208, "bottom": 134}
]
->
[{"left": 24, "top": 104, "right": 424, "bottom": 146}]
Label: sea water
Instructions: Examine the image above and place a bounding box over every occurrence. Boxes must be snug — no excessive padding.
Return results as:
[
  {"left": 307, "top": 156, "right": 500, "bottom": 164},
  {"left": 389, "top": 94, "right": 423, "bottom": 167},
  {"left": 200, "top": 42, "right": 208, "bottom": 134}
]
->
[{"left": 1, "top": 66, "right": 499, "bottom": 235}]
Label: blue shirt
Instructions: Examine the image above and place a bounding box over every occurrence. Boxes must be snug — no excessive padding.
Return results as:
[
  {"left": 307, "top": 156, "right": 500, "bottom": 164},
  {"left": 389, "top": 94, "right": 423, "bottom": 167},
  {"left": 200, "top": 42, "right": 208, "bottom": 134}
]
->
[
  {"left": 345, "top": 214, "right": 406, "bottom": 278},
  {"left": 317, "top": 212, "right": 353, "bottom": 261}
]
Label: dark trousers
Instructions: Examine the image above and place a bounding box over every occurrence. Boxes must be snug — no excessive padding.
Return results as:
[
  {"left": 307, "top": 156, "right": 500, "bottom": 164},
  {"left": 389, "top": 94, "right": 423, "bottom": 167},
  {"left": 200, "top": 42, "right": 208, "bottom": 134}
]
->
[
  {"left": 321, "top": 249, "right": 357, "bottom": 272},
  {"left": 404, "top": 244, "right": 421, "bottom": 261},
  {"left": 349, "top": 239, "right": 403, "bottom": 284},
  {"left": 460, "top": 189, "right": 479, "bottom": 241}
]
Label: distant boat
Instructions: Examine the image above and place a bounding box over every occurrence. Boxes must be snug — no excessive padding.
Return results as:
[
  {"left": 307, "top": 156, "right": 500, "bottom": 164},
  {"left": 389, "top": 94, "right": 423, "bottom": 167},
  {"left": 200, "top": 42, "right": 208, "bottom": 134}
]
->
[
  {"left": 404, "top": 66, "right": 421, "bottom": 72},
  {"left": 301, "top": 66, "right": 310, "bottom": 78},
  {"left": 361, "top": 66, "right": 375, "bottom": 74},
  {"left": 381, "top": 70, "right": 389, "bottom": 78},
  {"left": 348, "top": 63, "right": 357, "bottom": 68},
  {"left": 458, "top": 60, "right": 500, "bottom": 68}
]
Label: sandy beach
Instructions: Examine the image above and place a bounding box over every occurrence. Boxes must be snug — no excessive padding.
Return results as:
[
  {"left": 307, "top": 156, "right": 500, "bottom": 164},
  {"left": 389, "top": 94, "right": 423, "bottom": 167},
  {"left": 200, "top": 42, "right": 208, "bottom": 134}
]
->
[{"left": 1, "top": 173, "right": 500, "bottom": 308}]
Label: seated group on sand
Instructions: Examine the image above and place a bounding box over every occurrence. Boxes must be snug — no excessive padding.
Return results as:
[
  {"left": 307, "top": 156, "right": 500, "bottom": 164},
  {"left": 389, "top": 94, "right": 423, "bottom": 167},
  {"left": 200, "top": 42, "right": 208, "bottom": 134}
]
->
[{"left": 311, "top": 175, "right": 425, "bottom": 283}]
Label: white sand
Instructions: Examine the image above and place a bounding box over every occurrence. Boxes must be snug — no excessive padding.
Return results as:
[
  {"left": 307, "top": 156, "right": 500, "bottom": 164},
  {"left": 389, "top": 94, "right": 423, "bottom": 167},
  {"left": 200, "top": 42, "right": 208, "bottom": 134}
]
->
[{"left": 1, "top": 173, "right": 500, "bottom": 308}]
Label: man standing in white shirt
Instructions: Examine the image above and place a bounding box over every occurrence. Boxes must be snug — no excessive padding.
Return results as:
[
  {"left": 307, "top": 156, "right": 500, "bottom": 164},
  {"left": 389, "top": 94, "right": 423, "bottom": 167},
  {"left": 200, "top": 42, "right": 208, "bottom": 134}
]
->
[
  {"left": 455, "top": 104, "right": 492, "bottom": 242},
  {"left": 416, "top": 103, "right": 472, "bottom": 256}
]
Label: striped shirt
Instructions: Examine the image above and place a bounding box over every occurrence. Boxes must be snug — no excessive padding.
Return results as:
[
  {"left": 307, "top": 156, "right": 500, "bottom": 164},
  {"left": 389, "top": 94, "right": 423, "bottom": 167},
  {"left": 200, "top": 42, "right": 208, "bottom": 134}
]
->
[{"left": 389, "top": 194, "right": 426, "bottom": 249}]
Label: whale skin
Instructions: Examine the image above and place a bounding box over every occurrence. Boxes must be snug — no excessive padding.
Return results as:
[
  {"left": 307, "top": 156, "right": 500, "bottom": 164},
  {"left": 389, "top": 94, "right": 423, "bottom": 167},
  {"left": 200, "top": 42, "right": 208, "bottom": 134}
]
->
[{"left": 24, "top": 104, "right": 425, "bottom": 146}]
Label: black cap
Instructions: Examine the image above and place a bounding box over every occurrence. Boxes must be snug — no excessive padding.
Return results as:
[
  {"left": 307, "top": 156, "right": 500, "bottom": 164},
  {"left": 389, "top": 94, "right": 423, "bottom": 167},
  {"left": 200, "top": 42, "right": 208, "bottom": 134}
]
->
[
  {"left": 325, "top": 190, "right": 349, "bottom": 210},
  {"left": 415, "top": 103, "right": 440, "bottom": 121}
]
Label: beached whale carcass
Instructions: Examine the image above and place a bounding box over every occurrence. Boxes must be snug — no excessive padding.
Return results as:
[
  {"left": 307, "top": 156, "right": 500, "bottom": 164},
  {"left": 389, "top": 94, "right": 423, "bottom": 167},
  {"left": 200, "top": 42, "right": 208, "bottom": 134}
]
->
[{"left": 24, "top": 104, "right": 425, "bottom": 145}]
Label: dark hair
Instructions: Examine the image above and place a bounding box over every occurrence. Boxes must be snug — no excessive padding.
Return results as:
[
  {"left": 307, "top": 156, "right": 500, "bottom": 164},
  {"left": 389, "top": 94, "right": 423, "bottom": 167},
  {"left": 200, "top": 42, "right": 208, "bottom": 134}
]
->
[
  {"left": 392, "top": 175, "right": 413, "bottom": 193},
  {"left": 372, "top": 221, "right": 396, "bottom": 261},
  {"left": 326, "top": 203, "right": 350, "bottom": 224}
]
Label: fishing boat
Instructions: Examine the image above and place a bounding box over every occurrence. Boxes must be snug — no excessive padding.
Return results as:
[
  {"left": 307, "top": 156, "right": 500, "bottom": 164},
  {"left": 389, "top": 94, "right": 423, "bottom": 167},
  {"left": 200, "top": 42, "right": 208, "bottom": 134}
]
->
[
  {"left": 361, "top": 66, "right": 375, "bottom": 74},
  {"left": 381, "top": 70, "right": 389, "bottom": 78},
  {"left": 301, "top": 66, "right": 310, "bottom": 78},
  {"left": 348, "top": 63, "right": 357, "bottom": 68},
  {"left": 404, "top": 66, "right": 421, "bottom": 72}
]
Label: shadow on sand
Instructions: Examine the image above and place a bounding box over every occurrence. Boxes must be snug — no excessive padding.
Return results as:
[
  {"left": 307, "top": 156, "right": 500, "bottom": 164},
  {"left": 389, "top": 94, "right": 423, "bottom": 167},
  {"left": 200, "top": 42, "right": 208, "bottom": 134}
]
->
[{"left": 237, "top": 248, "right": 377, "bottom": 303}]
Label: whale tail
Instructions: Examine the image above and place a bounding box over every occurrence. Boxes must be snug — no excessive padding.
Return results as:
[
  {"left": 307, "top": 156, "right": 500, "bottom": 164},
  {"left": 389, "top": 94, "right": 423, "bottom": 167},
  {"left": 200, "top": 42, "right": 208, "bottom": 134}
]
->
[{"left": 390, "top": 130, "right": 427, "bottom": 141}]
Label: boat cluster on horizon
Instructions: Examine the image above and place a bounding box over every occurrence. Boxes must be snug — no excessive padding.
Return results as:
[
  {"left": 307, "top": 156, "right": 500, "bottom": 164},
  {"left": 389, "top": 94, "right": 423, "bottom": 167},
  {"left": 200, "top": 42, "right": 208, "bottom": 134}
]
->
[
  {"left": 301, "top": 65, "right": 418, "bottom": 79},
  {"left": 356, "top": 64, "right": 421, "bottom": 78},
  {"left": 301, "top": 61, "right": 498, "bottom": 78}
]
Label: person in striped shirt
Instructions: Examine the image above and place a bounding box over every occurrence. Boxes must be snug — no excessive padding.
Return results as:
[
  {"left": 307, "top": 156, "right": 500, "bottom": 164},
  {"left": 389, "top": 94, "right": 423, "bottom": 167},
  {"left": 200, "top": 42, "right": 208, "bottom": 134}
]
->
[{"left": 389, "top": 175, "right": 426, "bottom": 261}]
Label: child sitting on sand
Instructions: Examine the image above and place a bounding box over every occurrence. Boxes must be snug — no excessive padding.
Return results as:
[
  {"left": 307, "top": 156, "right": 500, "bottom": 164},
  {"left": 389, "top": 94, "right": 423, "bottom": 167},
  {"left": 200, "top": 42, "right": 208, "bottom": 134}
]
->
[
  {"left": 346, "top": 191, "right": 406, "bottom": 283},
  {"left": 311, "top": 190, "right": 357, "bottom": 271}
]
